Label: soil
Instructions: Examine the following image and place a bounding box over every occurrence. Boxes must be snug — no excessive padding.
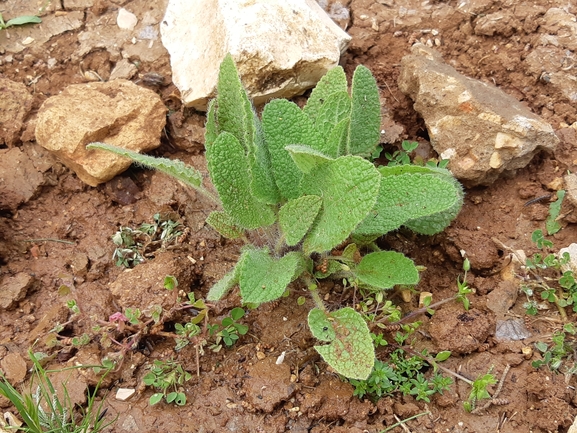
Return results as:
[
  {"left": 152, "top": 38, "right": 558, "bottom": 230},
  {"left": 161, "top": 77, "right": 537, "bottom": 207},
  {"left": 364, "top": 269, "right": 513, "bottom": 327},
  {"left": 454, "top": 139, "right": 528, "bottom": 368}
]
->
[{"left": 1, "top": 0, "right": 577, "bottom": 432}]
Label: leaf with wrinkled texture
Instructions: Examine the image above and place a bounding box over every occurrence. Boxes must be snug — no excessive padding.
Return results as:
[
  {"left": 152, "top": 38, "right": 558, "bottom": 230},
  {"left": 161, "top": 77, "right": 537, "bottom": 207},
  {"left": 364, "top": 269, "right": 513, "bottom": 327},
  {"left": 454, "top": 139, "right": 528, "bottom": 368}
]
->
[
  {"left": 303, "top": 66, "right": 348, "bottom": 123},
  {"left": 352, "top": 251, "right": 419, "bottom": 289},
  {"left": 205, "top": 132, "right": 275, "bottom": 229},
  {"left": 206, "top": 211, "right": 244, "bottom": 239},
  {"left": 279, "top": 195, "right": 323, "bottom": 246},
  {"left": 308, "top": 307, "right": 374, "bottom": 380},
  {"left": 300, "top": 156, "right": 380, "bottom": 254}
]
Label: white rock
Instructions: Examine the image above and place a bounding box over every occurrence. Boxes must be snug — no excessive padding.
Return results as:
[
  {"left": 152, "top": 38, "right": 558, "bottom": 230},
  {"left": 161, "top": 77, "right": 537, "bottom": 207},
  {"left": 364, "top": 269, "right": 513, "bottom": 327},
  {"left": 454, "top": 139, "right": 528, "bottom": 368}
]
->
[
  {"left": 115, "top": 388, "right": 136, "bottom": 401},
  {"left": 160, "top": 0, "right": 351, "bottom": 110},
  {"left": 117, "top": 8, "right": 138, "bottom": 31}
]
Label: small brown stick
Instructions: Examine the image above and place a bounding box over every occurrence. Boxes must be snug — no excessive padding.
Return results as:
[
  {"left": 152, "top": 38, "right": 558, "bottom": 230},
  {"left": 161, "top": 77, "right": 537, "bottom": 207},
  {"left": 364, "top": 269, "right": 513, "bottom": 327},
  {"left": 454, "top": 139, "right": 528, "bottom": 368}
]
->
[{"left": 19, "top": 238, "right": 76, "bottom": 245}]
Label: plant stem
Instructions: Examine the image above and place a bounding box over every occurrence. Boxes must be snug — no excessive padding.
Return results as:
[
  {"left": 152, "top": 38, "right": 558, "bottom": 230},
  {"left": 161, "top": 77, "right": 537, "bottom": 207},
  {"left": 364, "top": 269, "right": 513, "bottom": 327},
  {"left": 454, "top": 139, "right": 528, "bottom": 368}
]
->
[{"left": 380, "top": 411, "right": 430, "bottom": 432}]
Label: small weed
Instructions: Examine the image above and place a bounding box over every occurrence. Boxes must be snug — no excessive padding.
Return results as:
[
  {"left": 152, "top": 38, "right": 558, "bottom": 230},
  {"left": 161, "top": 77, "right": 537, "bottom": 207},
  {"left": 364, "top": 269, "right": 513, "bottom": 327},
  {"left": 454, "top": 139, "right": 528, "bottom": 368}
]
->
[
  {"left": 0, "top": 352, "right": 114, "bottom": 433},
  {"left": 112, "top": 213, "right": 183, "bottom": 267},
  {"left": 0, "top": 13, "right": 41, "bottom": 30},
  {"left": 545, "top": 190, "right": 565, "bottom": 235},
  {"left": 142, "top": 359, "right": 191, "bottom": 406},
  {"left": 532, "top": 323, "right": 577, "bottom": 375},
  {"left": 463, "top": 369, "right": 498, "bottom": 412},
  {"left": 208, "top": 307, "right": 249, "bottom": 352}
]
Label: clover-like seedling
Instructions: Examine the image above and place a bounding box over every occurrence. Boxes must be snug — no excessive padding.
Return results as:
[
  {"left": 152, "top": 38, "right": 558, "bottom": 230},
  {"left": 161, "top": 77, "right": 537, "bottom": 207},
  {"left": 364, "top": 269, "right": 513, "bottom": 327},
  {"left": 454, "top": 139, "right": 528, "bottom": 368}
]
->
[{"left": 87, "top": 55, "right": 463, "bottom": 380}]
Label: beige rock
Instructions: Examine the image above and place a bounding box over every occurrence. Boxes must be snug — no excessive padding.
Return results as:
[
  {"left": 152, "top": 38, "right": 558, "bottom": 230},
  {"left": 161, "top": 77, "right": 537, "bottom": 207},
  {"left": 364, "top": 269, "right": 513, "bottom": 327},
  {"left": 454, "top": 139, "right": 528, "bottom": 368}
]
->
[
  {"left": 0, "top": 273, "right": 34, "bottom": 310},
  {"left": 398, "top": 44, "right": 559, "bottom": 186},
  {"left": 160, "top": 0, "right": 351, "bottom": 110},
  {"left": 0, "top": 78, "right": 33, "bottom": 147},
  {"left": 35, "top": 80, "right": 166, "bottom": 186},
  {"left": 0, "top": 353, "right": 27, "bottom": 383}
]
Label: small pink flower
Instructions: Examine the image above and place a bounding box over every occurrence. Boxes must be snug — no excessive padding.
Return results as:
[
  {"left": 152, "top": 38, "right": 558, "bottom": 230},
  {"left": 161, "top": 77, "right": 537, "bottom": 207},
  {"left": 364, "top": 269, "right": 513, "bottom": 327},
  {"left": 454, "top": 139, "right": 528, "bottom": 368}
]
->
[{"left": 109, "top": 312, "right": 128, "bottom": 323}]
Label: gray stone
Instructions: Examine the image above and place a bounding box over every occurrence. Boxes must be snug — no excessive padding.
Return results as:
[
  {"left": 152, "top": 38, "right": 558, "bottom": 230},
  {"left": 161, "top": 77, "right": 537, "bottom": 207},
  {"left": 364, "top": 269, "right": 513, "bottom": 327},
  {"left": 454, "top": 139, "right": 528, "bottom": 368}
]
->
[
  {"left": 0, "top": 273, "right": 34, "bottom": 310},
  {"left": 398, "top": 44, "right": 559, "bottom": 186},
  {"left": 160, "top": 0, "right": 351, "bottom": 110},
  {"left": 35, "top": 80, "right": 166, "bottom": 186},
  {"left": 525, "top": 46, "right": 577, "bottom": 103},
  {"left": 0, "top": 78, "right": 33, "bottom": 147},
  {"left": 539, "top": 8, "right": 577, "bottom": 51}
]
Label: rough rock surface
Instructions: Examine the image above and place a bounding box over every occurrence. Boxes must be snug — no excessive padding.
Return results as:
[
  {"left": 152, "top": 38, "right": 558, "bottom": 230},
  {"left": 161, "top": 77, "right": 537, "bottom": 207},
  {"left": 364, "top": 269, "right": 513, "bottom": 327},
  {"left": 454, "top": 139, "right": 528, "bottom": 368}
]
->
[
  {"left": 109, "top": 251, "right": 195, "bottom": 313},
  {"left": 35, "top": 80, "right": 166, "bottom": 186},
  {"left": 160, "top": 0, "right": 351, "bottom": 110},
  {"left": 0, "top": 147, "right": 44, "bottom": 211},
  {"left": 0, "top": 78, "right": 33, "bottom": 147},
  {"left": 398, "top": 44, "right": 559, "bottom": 186},
  {"left": 0, "top": 273, "right": 34, "bottom": 310}
]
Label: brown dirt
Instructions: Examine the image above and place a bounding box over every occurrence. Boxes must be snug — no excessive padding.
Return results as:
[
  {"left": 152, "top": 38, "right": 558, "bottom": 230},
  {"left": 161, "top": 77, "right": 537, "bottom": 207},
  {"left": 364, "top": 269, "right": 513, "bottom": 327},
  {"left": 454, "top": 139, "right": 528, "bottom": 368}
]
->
[{"left": 1, "top": 0, "right": 577, "bottom": 432}]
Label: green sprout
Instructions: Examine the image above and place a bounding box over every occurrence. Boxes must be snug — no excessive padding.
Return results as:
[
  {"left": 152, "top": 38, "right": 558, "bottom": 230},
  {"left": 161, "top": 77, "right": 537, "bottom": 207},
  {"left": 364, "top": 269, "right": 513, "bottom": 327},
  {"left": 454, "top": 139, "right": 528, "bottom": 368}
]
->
[{"left": 0, "top": 13, "right": 41, "bottom": 30}]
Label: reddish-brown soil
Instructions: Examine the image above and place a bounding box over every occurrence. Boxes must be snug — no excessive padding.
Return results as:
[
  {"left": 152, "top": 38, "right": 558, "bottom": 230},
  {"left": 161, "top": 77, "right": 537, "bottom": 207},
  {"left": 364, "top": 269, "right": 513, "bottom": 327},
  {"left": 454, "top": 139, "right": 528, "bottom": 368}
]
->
[{"left": 1, "top": 1, "right": 577, "bottom": 432}]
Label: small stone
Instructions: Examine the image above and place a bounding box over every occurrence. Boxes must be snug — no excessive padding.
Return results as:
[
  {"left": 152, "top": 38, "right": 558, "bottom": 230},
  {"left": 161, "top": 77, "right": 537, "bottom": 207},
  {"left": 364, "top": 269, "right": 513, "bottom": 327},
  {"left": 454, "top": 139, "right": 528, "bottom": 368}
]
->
[
  {"left": 522, "top": 346, "right": 533, "bottom": 360},
  {"left": 0, "top": 273, "right": 34, "bottom": 310},
  {"left": 115, "top": 388, "right": 136, "bottom": 401},
  {"left": 400, "top": 289, "right": 412, "bottom": 303},
  {"left": 109, "top": 59, "right": 138, "bottom": 81},
  {"left": 117, "top": 8, "right": 138, "bottom": 31},
  {"left": 546, "top": 177, "right": 564, "bottom": 191},
  {"left": 0, "top": 353, "right": 27, "bottom": 383},
  {"left": 256, "top": 351, "right": 266, "bottom": 360},
  {"left": 21, "top": 37, "right": 35, "bottom": 45},
  {"left": 35, "top": 80, "right": 166, "bottom": 186},
  {"left": 419, "top": 291, "right": 432, "bottom": 308}
]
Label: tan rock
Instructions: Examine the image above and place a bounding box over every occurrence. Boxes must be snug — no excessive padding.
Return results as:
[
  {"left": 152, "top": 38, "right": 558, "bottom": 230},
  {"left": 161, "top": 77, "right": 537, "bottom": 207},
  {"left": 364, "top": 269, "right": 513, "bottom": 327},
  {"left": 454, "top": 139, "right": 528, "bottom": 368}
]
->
[
  {"left": 399, "top": 44, "right": 559, "bottom": 186},
  {"left": 160, "top": 0, "right": 351, "bottom": 110},
  {"left": 0, "top": 78, "right": 33, "bottom": 147},
  {"left": 35, "top": 80, "right": 166, "bottom": 186}
]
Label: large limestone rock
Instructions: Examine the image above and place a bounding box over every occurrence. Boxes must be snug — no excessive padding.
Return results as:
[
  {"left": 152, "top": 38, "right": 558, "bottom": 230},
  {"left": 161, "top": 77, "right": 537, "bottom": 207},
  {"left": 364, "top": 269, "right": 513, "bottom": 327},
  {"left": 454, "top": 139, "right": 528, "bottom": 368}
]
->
[
  {"left": 160, "top": 0, "right": 351, "bottom": 110},
  {"left": 399, "top": 44, "right": 559, "bottom": 186},
  {"left": 35, "top": 80, "right": 166, "bottom": 186}
]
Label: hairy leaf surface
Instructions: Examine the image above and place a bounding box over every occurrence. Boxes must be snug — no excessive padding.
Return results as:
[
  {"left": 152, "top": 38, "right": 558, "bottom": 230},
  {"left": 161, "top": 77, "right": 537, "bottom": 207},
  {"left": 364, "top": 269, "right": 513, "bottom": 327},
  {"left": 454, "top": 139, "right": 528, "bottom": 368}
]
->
[
  {"left": 353, "top": 251, "right": 419, "bottom": 289},
  {"left": 308, "top": 307, "right": 374, "bottom": 380},
  {"left": 347, "top": 65, "right": 381, "bottom": 157},
  {"left": 206, "top": 249, "right": 252, "bottom": 301},
  {"left": 206, "top": 211, "right": 244, "bottom": 239},
  {"left": 285, "top": 145, "right": 333, "bottom": 174},
  {"left": 303, "top": 66, "right": 348, "bottom": 123},
  {"left": 300, "top": 156, "right": 380, "bottom": 254},
  {"left": 279, "top": 195, "right": 323, "bottom": 246},
  {"left": 314, "top": 91, "right": 351, "bottom": 157},
  {"left": 205, "top": 132, "right": 274, "bottom": 229},
  {"left": 239, "top": 249, "right": 304, "bottom": 303}
]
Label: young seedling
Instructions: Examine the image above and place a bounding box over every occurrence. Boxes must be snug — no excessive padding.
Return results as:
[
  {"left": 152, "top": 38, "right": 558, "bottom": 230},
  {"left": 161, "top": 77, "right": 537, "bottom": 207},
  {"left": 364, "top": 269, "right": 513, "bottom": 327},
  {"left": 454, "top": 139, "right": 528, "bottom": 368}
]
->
[
  {"left": 87, "top": 55, "right": 463, "bottom": 380},
  {"left": 0, "top": 13, "right": 41, "bottom": 30},
  {"left": 545, "top": 190, "right": 565, "bottom": 235},
  {"left": 142, "top": 359, "right": 191, "bottom": 406}
]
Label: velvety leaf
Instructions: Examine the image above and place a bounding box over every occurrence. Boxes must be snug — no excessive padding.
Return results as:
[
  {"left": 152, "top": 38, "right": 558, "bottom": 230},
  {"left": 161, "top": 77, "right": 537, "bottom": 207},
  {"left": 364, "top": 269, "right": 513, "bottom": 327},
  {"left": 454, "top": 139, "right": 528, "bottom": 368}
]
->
[
  {"left": 308, "top": 307, "right": 374, "bottom": 380},
  {"left": 347, "top": 65, "right": 381, "bottom": 157},
  {"left": 314, "top": 91, "right": 351, "bottom": 157},
  {"left": 205, "top": 132, "right": 275, "bottom": 229},
  {"left": 303, "top": 66, "right": 348, "bottom": 123},
  {"left": 204, "top": 99, "right": 217, "bottom": 149},
  {"left": 206, "top": 211, "right": 244, "bottom": 239},
  {"left": 300, "top": 156, "right": 380, "bottom": 254},
  {"left": 262, "top": 99, "right": 325, "bottom": 199},
  {"left": 352, "top": 251, "right": 419, "bottom": 289},
  {"left": 279, "top": 195, "right": 323, "bottom": 246},
  {"left": 239, "top": 249, "right": 305, "bottom": 304},
  {"left": 285, "top": 145, "right": 333, "bottom": 174},
  {"left": 206, "top": 249, "right": 252, "bottom": 301},
  {"left": 354, "top": 167, "right": 463, "bottom": 237},
  {"left": 248, "top": 116, "right": 281, "bottom": 204}
]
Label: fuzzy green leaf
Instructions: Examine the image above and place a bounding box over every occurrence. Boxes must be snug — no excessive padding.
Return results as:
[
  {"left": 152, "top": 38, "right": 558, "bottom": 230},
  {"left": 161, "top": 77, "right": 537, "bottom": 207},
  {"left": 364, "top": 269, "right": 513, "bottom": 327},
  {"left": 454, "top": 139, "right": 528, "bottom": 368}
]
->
[
  {"left": 300, "top": 156, "right": 380, "bottom": 254},
  {"left": 262, "top": 99, "right": 325, "bottom": 200},
  {"left": 86, "top": 142, "right": 205, "bottom": 190},
  {"left": 248, "top": 116, "right": 281, "bottom": 204},
  {"left": 546, "top": 190, "right": 565, "bottom": 235},
  {"left": 352, "top": 251, "right": 419, "bottom": 289},
  {"left": 239, "top": 249, "right": 305, "bottom": 304},
  {"left": 347, "top": 65, "right": 381, "bottom": 157},
  {"left": 285, "top": 145, "right": 333, "bottom": 174},
  {"left": 5, "top": 15, "right": 41, "bottom": 27},
  {"left": 327, "top": 118, "right": 350, "bottom": 158},
  {"left": 206, "top": 211, "right": 244, "bottom": 239},
  {"left": 314, "top": 91, "right": 351, "bottom": 157},
  {"left": 206, "top": 249, "right": 252, "bottom": 301},
  {"left": 304, "top": 66, "right": 348, "bottom": 123},
  {"left": 205, "top": 132, "right": 275, "bottom": 229},
  {"left": 308, "top": 307, "right": 374, "bottom": 380},
  {"left": 216, "top": 54, "right": 254, "bottom": 151},
  {"left": 279, "top": 195, "right": 323, "bottom": 246},
  {"left": 204, "top": 99, "right": 218, "bottom": 149},
  {"left": 354, "top": 166, "right": 463, "bottom": 237}
]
